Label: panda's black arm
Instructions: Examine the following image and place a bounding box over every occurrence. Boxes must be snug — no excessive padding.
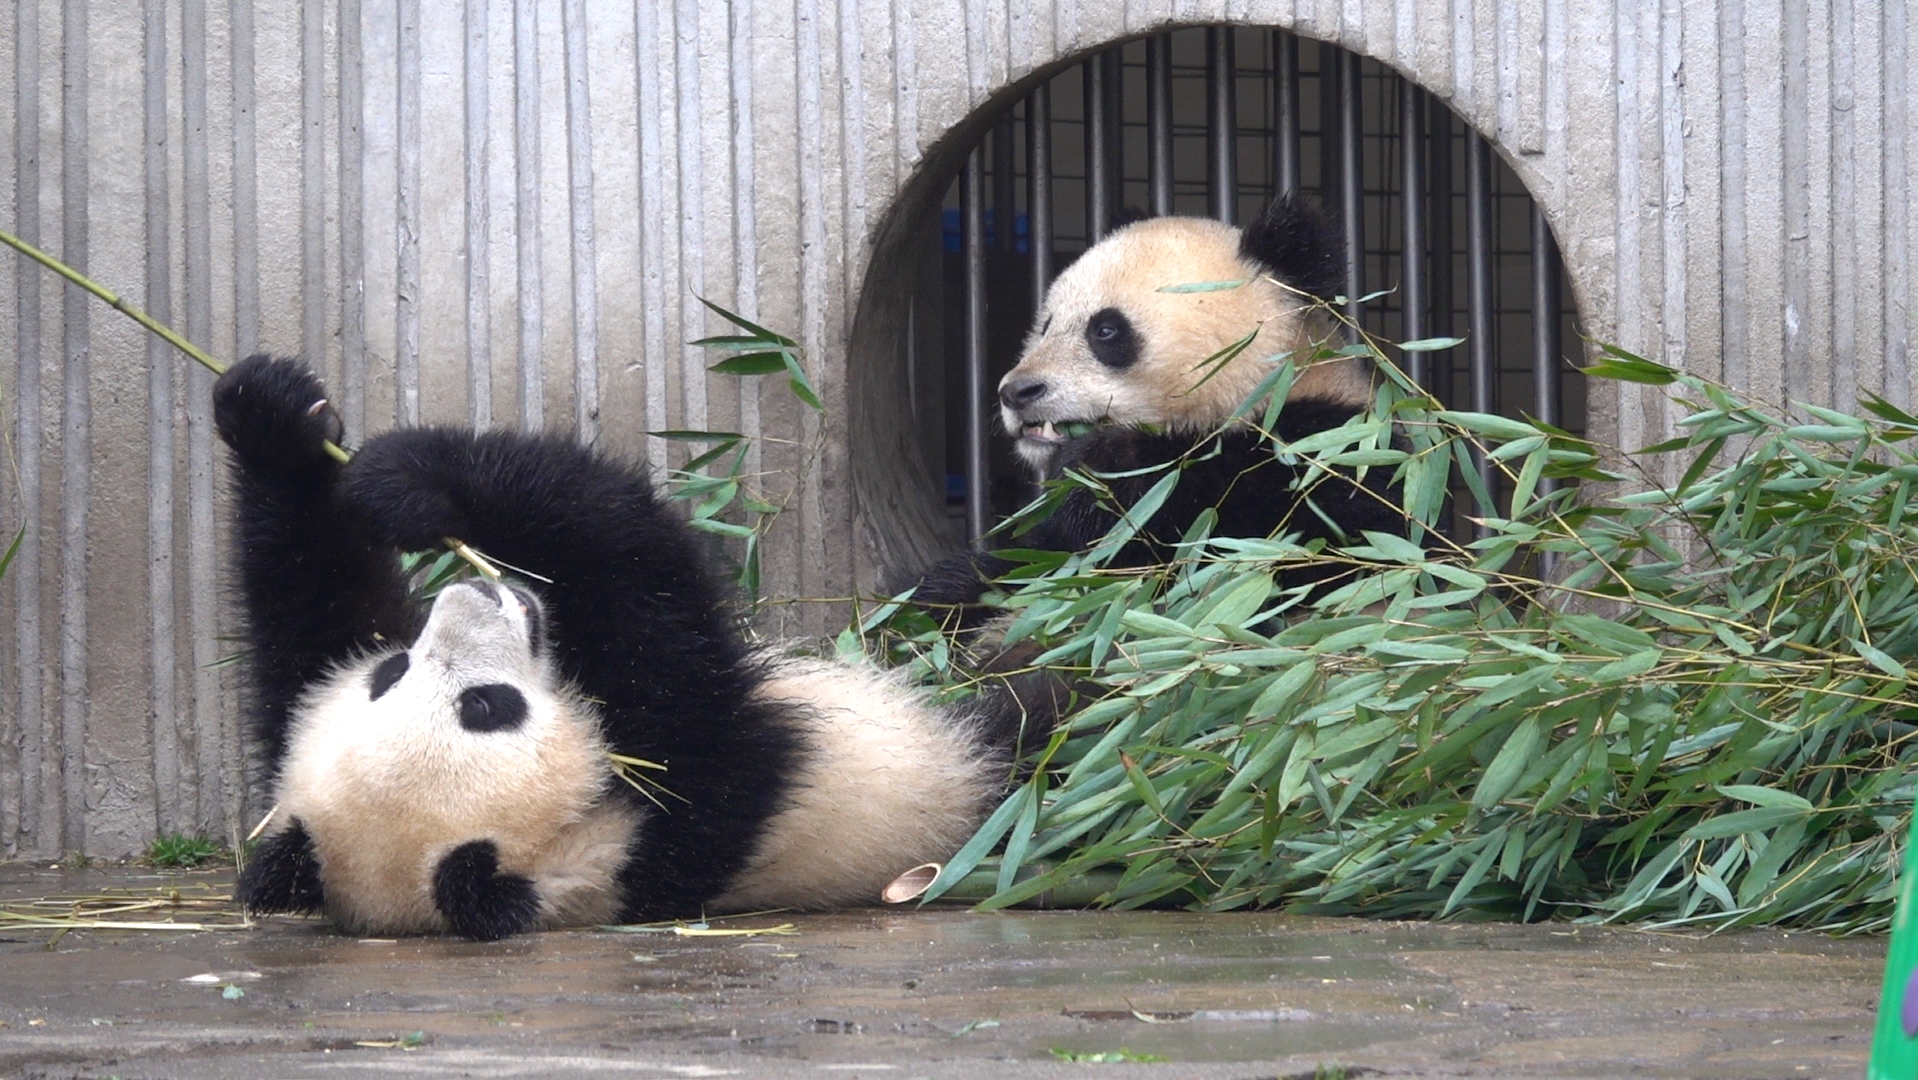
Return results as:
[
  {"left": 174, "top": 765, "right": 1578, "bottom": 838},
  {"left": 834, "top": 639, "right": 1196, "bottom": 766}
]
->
[
  {"left": 334, "top": 427, "right": 756, "bottom": 720},
  {"left": 902, "top": 549, "right": 1017, "bottom": 630},
  {"left": 938, "top": 404, "right": 1404, "bottom": 581},
  {"left": 213, "top": 356, "right": 415, "bottom": 767}
]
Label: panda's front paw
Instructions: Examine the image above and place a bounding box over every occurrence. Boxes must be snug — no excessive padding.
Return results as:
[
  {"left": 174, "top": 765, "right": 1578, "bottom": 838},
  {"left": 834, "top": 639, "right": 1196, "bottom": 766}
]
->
[
  {"left": 233, "top": 820, "right": 326, "bottom": 914},
  {"left": 213, "top": 355, "right": 345, "bottom": 476},
  {"left": 336, "top": 429, "right": 472, "bottom": 550},
  {"left": 433, "top": 840, "right": 542, "bottom": 941}
]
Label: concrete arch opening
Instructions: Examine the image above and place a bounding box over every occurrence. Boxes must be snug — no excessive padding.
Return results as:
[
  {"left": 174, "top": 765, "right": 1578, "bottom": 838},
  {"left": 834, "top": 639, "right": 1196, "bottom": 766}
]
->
[{"left": 850, "top": 26, "right": 1583, "bottom": 583}]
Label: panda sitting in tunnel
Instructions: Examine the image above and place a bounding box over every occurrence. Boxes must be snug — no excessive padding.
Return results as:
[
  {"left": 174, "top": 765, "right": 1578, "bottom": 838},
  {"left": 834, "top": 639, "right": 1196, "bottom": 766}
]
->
[
  {"left": 911, "top": 194, "right": 1409, "bottom": 624},
  {"left": 217, "top": 356, "right": 1019, "bottom": 940}
]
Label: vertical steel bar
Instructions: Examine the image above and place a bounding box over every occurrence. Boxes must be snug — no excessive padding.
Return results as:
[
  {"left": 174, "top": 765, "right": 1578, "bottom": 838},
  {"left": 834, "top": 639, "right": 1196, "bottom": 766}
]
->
[
  {"left": 992, "top": 116, "right": 1016, "bottom": 253},
  {"left": 1207, "top": 27, "right": 1237, "bottom": 223},
  {"left": 1531, "top": 205, "right": 1563, "bottom": 490},
  {"left": 1147, "top": 33, "right": 1173, "bottom": 217},
  {"left": 1427, "top": 97, "right": 1454, "bottom": 360},
  {"left": 1318, "top": 42, "right": 1340, "bottom": 194},
  {"left": 1084, "top": 56, "right": 1111, "bottom": 241},
  {"left": 1102, "top": 49, "right": 1124, "bottom": 213},
  {"left": 1273, "top": 30, "right": 1301, "bottom": 197},
  {"left": 1400, "top": 78, "right": 1428, "bottom": 386},
  {"left": 964, "top": 151, "right": 990, "bottom": 541},
  {"left": 1532, "top": 204, "right": 1563, "bottom": 573},
  {"left": 1465, "top": 128, "right": 1497, "bottom": 532},
  {"left": 1028, "top": 84, "right": 1053, "bottom": 298},
  {"left": 1337, "top": 48, "right": 1364, "bottom": 324},
  {"left": 1531, "top": 206, "right": 1562, "bottom": 430}
]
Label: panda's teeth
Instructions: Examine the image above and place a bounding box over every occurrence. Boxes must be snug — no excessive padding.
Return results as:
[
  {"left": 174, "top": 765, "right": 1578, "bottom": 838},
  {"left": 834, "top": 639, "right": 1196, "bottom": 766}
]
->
[{"left": 1025, "top": 421, "right": 1063, "bottom": 443}]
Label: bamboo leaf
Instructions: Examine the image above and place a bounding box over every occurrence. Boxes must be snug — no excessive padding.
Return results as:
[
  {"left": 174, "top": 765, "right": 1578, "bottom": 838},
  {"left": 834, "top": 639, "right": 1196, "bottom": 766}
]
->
[
  {"left": 1715, "top": 785, "right": 1813, "bottom": 812},
  {"left": 1157, "top": 278, "right": 1249, "bottom": 293},
  {"left": 1397, "top": 337, "right": 1466, "bottom": 353}
]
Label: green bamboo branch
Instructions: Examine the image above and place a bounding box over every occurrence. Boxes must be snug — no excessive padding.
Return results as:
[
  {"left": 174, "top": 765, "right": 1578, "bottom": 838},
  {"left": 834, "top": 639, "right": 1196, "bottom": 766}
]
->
[
  {"left": 1, "top": 224, "right": 498, "bottom": 576},
  {"left": 1, "top": 226, "right": 357, "bottom": 465}
]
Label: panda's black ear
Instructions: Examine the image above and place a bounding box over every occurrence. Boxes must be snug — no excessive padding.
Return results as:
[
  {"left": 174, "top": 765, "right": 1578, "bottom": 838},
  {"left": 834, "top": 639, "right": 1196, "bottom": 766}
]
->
[
  {"left": 235, "top": 820, "right": 326, "bottom": 915},
  {"left": 1238, "top": 193, "right": 1344, "bottom": 303}
]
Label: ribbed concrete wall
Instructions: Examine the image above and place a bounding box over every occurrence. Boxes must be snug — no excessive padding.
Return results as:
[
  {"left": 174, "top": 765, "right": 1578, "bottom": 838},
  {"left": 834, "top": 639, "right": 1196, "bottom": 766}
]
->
[{"left": 1, "top": 0, "right": 1913, "bottom": 855}]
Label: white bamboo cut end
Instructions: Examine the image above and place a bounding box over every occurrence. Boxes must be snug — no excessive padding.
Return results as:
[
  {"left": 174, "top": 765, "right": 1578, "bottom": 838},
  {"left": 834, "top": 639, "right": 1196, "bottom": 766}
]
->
[{"left": 880, "top": 862, "right": 943, "bottom": 904}]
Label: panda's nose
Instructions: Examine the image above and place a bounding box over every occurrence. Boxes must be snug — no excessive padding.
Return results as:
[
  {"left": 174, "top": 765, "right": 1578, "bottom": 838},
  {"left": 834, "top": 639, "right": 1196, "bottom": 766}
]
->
[{"left": 1000, "top": 377, "right": 1048, "bottom": 411}]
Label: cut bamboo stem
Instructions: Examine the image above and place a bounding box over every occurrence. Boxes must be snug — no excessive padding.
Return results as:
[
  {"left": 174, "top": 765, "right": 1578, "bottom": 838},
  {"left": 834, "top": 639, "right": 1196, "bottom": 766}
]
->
[{"left": 1, "top": 224, "right": 495, "bottom": 574}]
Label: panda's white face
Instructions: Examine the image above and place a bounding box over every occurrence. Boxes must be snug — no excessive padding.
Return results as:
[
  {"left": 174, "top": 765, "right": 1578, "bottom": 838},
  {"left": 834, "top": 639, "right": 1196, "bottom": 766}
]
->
[
  {"left": 270, "top": 580, "right": 625, "bottom": 934},
  {"left": 999, "top": 216, "right": 1362, "bottom": 476}
]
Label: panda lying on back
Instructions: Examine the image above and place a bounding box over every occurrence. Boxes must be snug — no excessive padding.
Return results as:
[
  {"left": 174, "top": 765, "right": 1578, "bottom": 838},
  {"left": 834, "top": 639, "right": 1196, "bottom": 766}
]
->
[
  {"left": 218, "top": 357, "right": 1014, "bottom": 940},
  {"left": 914, "top": 194, "right": 1408, "bottom": 620}
]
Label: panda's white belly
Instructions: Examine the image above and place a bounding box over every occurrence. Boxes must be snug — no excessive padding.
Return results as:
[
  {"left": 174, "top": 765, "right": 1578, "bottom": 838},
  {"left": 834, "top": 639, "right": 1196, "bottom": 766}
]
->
[{"left": 713, "top": 657, "right": 1005, "bottom": 911}]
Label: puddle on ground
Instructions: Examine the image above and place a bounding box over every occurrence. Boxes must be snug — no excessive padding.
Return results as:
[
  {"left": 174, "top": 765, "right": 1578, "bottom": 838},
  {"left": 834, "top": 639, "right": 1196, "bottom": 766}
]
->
[{"left": 1042, "top": 1014, "right": 1423, "bottom": 1062}]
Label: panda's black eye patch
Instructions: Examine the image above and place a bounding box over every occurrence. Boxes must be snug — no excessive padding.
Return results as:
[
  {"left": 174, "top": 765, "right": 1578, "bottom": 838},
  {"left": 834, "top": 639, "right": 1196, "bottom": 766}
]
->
[
  {"left": 459, "top": 684, "right": 528, "bottom": 733},
  {"left": 368, "top": 651, "right": 410, "bottom": 700},
  {"left": 1085, "top": 308, "right": 1139, "bottom": 368}
]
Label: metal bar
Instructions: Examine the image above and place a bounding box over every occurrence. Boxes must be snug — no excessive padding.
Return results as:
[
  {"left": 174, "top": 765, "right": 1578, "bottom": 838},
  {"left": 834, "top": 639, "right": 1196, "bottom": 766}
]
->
[
  {"left": 1318, "top": 41, "right": 1340, "bottom": 194},
  {"left": 1273, "top": 30, "right": 1301, "bottom": 196},
  {"left": 1532, "top": 204, "right": 1562, "bottom": 573},
  {"left": 1146, "top": 33, "right": 1173, "bottom": 217},
  {"left": 1427, "top": 96, "right": 1454, "bottom": 352},
  {"left": 1531, "top": 203, "right": 1563, "bottom": 507},
  {"left": 1207, "top": 27, "right": 1237, "bottom": 223},
  {"left": 1465, "top": 127, "right": 1497, "bottom": 531},
  {"left": 964, "top": 150, "right": 990, "bottom": 541},
  {"left": 1399, "top": 78, "right": 1428, "bottom": 386},
  {"left": 1337, "top": 48, "right": 1364, "bottom": 324},
  {"left": 1084, "top": 56, "right": 1111, "bottom": 241},
  {"left": 1531, "top": 205, "right": 1562, "bottom": 430},
  {"left": 992, "top": 115, "right": 1016, "bottom": 253},
  {"left": 1028, "top": 83, "right": 1053, "bottom": 298},
  {"left": 1102, "top": 49, "right": 1124, "bottom": 214}
]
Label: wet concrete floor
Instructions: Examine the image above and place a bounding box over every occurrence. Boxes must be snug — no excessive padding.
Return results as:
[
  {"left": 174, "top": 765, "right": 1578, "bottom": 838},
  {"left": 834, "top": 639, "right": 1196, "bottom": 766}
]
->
[{"left": 0, "top": 865, "right": 1882, "bottom": 1079}]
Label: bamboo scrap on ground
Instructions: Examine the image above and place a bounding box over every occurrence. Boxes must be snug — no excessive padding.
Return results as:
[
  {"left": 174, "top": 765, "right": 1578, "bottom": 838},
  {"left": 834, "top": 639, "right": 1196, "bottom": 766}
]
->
[{"left": 0, "top": 884, "right": 250, "bottom": 933}]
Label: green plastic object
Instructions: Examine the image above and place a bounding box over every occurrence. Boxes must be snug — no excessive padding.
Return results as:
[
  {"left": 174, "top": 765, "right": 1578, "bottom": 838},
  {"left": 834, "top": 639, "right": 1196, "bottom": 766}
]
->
[{"left": 1870, "top": 808, "right": 1918, "bottom": 1078}]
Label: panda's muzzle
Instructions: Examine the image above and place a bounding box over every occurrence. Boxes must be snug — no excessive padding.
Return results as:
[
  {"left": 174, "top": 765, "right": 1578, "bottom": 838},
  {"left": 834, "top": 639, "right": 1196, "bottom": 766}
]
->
[
  {"left": 502, "top": 583, "right": 547, "bottom": 658},
  {"left": 1000, "top": 375, "right": 1048, "bottom": 412},
  {"left": 1000, "top": 377, "right": 1074, "bottom": 444},
  {"left": 422, "top": 581, "right": 549, "bottom": 664}
]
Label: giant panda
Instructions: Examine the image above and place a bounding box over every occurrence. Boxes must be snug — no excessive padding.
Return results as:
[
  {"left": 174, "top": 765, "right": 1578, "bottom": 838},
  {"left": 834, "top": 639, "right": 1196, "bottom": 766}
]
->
[
  {"left": 217, "top": 355, "right": 1015, "bottom": 940},
  {"left": 912, "top": 194, "right": 1408, "bottom": 621}
]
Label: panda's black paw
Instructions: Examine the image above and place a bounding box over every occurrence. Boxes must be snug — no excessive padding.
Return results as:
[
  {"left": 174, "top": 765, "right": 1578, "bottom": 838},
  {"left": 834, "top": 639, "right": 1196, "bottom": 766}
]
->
[
  {"left": 335, "top": 429, "right": 474, "bottom": 551},
  {"left": 432, "top": 839, "right": 542, "bottom": 941},
  {"left": 234, "top": 820, "right": 326, "bottom": 914},
  {"left": 213, "top": 355, "right": 345, "bottom": 477}
]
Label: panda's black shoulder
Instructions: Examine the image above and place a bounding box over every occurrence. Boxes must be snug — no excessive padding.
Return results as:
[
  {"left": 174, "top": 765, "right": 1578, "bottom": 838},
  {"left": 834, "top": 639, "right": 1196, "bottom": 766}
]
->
[
  {"left": 1027, "top": 394, "right": 1376, "bottom": 553},
  {"left": 1238, "top": 193, "right": 1343, "bottom": 303},
  {"left": 1056, "top": 393, "right": 1366, "bottom": 479}
]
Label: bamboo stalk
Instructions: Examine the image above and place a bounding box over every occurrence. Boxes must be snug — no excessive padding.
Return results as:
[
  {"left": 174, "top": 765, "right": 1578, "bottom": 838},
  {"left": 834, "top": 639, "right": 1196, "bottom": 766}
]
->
[{"left": 1, "top": 224, "right": 495, "bottom": 569}]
